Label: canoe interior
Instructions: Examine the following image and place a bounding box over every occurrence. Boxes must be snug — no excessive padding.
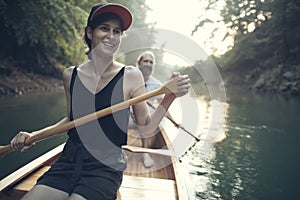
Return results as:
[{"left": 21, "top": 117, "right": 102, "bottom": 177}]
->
[
  {"left": 0, "top": 128, "right": 186, "bottom": 200},
  {"left": 124, "top": 128, "right": 175, "bottom": 180}
]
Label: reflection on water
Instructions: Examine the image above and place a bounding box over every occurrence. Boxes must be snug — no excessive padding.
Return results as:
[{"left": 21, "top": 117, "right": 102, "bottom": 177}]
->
[
  {"left": 162, "top": 95, "right": 229, "bottom": 199},
  {"left": 181, "top": 90, "right": 300, "bottom": 200}
]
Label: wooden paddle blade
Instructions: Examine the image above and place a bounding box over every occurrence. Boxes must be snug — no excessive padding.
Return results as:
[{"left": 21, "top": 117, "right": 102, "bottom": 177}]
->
[{"left": 122, "top": 145, "right": 175, "bottom": 157}]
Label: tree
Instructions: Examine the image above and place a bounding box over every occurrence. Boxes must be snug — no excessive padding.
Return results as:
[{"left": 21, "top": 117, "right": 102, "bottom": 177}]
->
[
  {"left": 193, "top": 0, "right": 300, "bottom": 95},
  {"left": 193, "top": 0, "right": 272, "bottom": 43},
  {"left": 0, "top": 0, "right": 154, "bottom": 76},
  {"left": 0, "top": 0, "right": 87, "bottom": 75}
]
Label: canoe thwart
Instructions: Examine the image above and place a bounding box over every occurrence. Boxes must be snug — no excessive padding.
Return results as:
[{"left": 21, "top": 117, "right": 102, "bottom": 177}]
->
[{"left": 122, "top": 145, "right": 175, "bottom": 157}]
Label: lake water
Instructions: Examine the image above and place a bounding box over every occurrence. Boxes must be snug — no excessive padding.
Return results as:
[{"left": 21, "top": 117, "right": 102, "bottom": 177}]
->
[
  {"left": 0, "top": 88, "right": 67, "bottom": 179},
  {"left": 0, "top": 88, "right": 299, "bottom": 199},
  {"left": 182, "top": 89, "right": 300, "bottom": 200}
]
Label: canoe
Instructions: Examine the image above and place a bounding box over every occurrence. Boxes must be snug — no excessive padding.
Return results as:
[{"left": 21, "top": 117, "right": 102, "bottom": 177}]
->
[{"left": 0, "top": 127, "right": 190, "bottom": 200}]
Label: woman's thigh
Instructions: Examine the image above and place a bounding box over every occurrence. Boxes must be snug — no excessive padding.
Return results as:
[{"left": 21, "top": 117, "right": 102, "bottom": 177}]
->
[
  {"left": 21, "top": 184, "right": 69, "bottom": 200},
  {"left": 69, "top": 193, "right": 86, "bottom": 200}
]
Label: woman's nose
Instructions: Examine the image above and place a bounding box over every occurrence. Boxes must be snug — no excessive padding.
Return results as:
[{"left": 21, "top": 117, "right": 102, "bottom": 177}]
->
[
  {"left": 104, "top": 28, "right": 115, "bottom": 38},
  {"left": 106, "top": 30, "right": 114, "bottom": 38}
]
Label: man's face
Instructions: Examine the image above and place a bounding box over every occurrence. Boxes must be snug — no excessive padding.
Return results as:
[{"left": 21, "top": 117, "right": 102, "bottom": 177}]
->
[
  {"left": 138, "top": 55, "right": 154, "bottom": 81},
  {"left": 139, "top": 55, "right": 154, "bottom": 68}
]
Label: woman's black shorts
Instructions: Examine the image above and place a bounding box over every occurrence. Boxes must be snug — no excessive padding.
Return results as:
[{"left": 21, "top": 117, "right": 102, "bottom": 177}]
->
[{"left": 37, "top": 139, "right": 125, "bottom": 200}]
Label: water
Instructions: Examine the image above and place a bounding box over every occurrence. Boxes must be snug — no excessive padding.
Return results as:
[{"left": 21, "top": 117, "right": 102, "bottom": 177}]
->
[
  {"left": 183, "top": 90, "right": 300, "bottom": 200},
  {"left": 0, "top": 88, "right": 299, "bottom": 199},
  {"left": 0, "top": 89, "right": 67, "bottom": 179}
]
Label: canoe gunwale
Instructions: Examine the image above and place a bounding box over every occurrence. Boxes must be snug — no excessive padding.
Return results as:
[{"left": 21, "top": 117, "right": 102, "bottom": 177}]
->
[
  {"left": 159, "top": 126, "right": 190, "bottom": 200},
  {"left": 0, "top": 143, "right": 64, "bottom": 192}
]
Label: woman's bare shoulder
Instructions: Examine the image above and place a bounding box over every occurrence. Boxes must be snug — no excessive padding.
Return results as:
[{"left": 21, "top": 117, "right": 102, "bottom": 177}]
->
[
  {"left": 124, "top": 65, "right": 143, "bottom": 78},
  {"left": 62, "top": 66, "right": 76, "bottom": 89},
  {"left": 124, "top": 65, "right": 145, "bottom": 98},
  {"left": 63, "top": 66, "right": 75, "bottom": 78}
]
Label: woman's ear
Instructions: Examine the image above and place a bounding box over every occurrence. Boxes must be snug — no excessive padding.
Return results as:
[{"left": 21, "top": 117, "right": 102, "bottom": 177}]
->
[{"left": 86, "top": 27, "right": 93, "bottom": 40}]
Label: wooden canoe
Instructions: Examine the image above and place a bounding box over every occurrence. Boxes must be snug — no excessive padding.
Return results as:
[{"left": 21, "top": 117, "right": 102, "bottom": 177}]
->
[{"left": 0, "top": 127, "right": 190, "bottom": 200}]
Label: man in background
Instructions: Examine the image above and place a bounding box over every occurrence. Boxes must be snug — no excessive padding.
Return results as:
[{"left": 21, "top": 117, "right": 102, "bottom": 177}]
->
[{"left": 129, "top": 51, "right": 163, "bottom": 168}]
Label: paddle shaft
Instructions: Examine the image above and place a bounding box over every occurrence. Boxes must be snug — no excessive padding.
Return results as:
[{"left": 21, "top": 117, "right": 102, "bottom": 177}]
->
[
  {"left": 146, "top": 101, "right": 200, "bottom": 142},
  {"left": 0, "top": 77, "right": 179, "bottom": 158}
]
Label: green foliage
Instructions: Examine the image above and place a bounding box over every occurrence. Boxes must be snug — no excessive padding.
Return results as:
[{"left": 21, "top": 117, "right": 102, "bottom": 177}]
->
[
  {"left": 193, "top": 0, "right": 272, "bottom": 43},
  {"left": 219, "top": 0, "right": 300, "bottom": 68},
  {"left": 0, "top": 0, "right": 88, "bottom": 75},
  {"left": 222, "top": 0, "right": 271, "bottom": 35},
  {"left": 192, "top": 0, "right": 300, "bottom": 95},
  {"left": 0, "top": 0, "right": 154, "bottom": 75},
  {"left": 65, "top": 0, "right": 107, "bottom": 11}
]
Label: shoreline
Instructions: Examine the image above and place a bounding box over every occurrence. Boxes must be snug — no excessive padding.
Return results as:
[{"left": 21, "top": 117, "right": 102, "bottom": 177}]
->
[
  {"left": 1, "top": 69, "right": 299, "bottom": 99},
  {"left": 0, "top": 69, "right": 63, "bottom": 96}
]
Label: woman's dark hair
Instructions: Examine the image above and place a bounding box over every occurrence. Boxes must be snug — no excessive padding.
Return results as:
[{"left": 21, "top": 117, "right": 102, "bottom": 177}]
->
[{"left": 83, "top": 12, "right": 124, "bottom": 55}]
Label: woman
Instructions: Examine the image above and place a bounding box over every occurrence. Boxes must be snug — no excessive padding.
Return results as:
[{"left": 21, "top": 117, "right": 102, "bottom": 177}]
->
[{"left": 10, "top": 3, "right": 190, "bottom": 200}]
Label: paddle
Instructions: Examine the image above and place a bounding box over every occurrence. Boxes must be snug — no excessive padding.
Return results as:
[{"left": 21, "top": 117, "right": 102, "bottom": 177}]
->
[
  {"left": 146, "top": 101, "right": 201, "bottom": 142},
  {"left": 0, "top": 77, "right": 180, "bottom": 158}
]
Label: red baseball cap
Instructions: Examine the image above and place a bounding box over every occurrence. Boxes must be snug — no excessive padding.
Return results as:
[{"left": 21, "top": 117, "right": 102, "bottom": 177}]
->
[{"left": 87, "top": 3, "right": 133, "bottom": 31}]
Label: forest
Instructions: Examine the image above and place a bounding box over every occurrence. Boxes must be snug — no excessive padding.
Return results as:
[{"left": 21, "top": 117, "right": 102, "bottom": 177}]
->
[
  {"left": 198, "top": 0, "right": 300, "bottom": 96},
  {"left": 0, "top": 0, "right": 299, "bottom": 96}
]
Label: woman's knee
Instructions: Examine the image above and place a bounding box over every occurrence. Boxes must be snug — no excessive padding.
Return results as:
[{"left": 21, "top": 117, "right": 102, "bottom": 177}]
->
[{"left": 21, "top": 185, "right": 69, "bottom": 200}]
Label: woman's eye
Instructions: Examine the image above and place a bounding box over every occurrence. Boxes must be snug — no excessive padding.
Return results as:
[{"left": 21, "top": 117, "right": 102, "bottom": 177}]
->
[
  {"left": 113, "top": 29, "right": 121, "bottom": 35},
  {"left": 99, "top": 26, "right": 110, "bottom": 32},
  {"left": 98, "top": 26, "right": 121, "bottom": 35}
]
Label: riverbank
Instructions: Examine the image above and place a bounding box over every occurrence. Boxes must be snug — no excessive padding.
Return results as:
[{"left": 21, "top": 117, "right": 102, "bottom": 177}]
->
[
  {"left": 220, "top": 64, "right": 300, "bottom": 97},
  {"left": 0, "top": 63, "right": 62, "bottom": 96},
  {"left": 1, "top": 61, "right": 299, "bottom": 98}
]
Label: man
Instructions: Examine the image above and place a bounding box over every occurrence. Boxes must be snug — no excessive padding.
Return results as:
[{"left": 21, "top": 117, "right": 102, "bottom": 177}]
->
[{"left": 129, "top": 51, "right": 163, "bottom": 168}]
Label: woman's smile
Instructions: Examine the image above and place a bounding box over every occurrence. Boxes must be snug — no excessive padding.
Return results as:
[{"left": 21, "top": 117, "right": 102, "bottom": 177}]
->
[{"left": 102, "top": 41, "right": 116, "bottom": 48}]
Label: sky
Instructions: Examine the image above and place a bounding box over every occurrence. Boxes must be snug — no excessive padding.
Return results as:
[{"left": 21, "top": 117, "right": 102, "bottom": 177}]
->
[
  {"left": 146, "top": 0, "right": 206, "bottom": 39},
  {"left": 145, "top": 0, "right": 232, "bottom": 66}
]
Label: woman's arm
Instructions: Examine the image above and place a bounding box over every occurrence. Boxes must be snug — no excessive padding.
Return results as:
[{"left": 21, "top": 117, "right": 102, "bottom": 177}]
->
[
  {"left": 127, "top": 68, "right": 190, "bottom": 136},
  {"left": 10, "top": 67, "right": 74, "bottom": 152}
]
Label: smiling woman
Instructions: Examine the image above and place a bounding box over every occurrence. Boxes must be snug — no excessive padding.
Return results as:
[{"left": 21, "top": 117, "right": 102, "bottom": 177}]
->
[{"left": 7, "top": 2, "right": 191, "bottom": 200}]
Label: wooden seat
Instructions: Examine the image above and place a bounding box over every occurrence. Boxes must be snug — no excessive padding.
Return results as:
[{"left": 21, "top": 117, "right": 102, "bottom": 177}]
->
[{"left": 118, "top": 175, "right": 177, "bottom": 200}]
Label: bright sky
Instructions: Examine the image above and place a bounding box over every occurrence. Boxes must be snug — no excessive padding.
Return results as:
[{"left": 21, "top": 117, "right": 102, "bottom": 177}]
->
[{"left": 145, "top": 0, "right": 232, "bottom": 66}]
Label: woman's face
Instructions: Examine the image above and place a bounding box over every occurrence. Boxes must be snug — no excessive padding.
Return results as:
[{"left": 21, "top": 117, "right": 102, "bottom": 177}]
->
[{"left": 89, "top": 19, "right": 122, "bottom": 56}]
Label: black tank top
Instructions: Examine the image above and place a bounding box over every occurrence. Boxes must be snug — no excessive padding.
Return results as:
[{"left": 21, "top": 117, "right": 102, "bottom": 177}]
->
[{"left": 67, "top": 66, "right": 128, "bottom": 149}]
